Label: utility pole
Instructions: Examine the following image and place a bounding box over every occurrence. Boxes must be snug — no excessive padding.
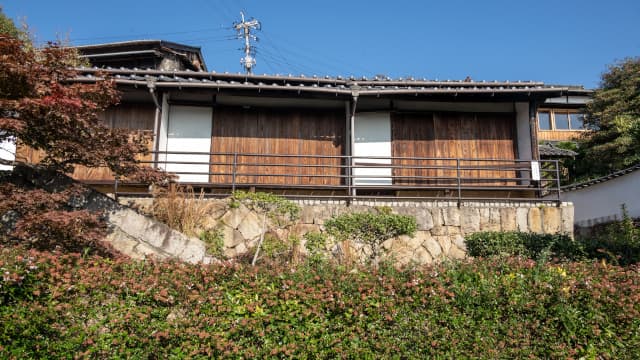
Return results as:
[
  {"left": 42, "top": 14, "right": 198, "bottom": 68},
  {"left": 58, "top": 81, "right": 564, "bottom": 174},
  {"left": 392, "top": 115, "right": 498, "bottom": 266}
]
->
[{"left": 233, "top": 12, "right": 261, "bottom": 74}]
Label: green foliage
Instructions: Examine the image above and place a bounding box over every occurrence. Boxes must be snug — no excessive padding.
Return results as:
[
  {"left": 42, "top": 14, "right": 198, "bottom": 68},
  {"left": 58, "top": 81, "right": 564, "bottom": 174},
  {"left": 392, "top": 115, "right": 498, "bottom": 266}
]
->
[
  {"left": 575, "top": 57, "right": 640, "bottom": 178},
  {"left": 199, "top": 228, "right": 225, "bottom": 259},
  {"left": 259, "top": 233, "right": 289, "bottom": 259},
  {"left": 324, "top": 208, "right": 417, "bottom": 265},
  {"left": 2, "top": 245, "right": 640, "bottom": 358},
  {"left": 554, "top": 141, "right": 580, "bottom": 184},
  {"left": 0, "top": 8, "right": 27, "bottom": 41},
  {"left": 465, "top": 231, "right": 584, "bottom": 261},
  {"left": 303, "top": 231, "right": 328, "bottom": 264},
  {"left": 466, "top": 219, "right": 640, "bottom": 266},
  {"left": 231, "top": 191, "right": 300, "bottom": 225},
  {"left": 579, "top": 205, "right": 640, "bottom": 266}
]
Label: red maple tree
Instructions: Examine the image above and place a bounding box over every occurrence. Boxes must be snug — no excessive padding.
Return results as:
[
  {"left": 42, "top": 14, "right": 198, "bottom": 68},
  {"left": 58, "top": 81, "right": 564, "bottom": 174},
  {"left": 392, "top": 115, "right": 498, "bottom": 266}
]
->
[{"left": 0, "top": 34, "right": 165, "bottom": 253}]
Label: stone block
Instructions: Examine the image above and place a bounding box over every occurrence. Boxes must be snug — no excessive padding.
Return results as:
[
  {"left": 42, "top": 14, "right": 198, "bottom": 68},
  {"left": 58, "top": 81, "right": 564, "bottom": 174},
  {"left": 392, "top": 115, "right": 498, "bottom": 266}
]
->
[
  {"left": 207, "top": 200, "right": 229, "bottom": 219},
  {"left": 452, "top": 234, "right": 467, "bottom": 252},
  {"left": 413, "top": 247, "right": 433, "bottom": 265},
  {"left": 160, "top": 234, "right": 189, "bottom": 257},
  {"left": 313, "top": 205, "right": 331, "bottom": 225},
  {"left": 398, "top": 207, "right": 434, "bottom": 231},
  {"left": 435, "top": 236, "right": 451, "bottom": 256},
  {"left": 237, "top": 210, "right": 264, "bottom": 241},
  {"left": 223, "top": 246, "right": 236, "bottom": 259},
  {"left": 132, "top": 243, "right": 166, "bottom": 260},
  {"left": 500, "top": 208, "right": 517, "bottom": 232},
  {"left": 480, "top": 208, "right": 501, "bottom": 231},
  {"left": 542, "top": 206, "right": 561, "bottom": 234},
  {"left": 449, "top": 245, "right": 466, "bottom": 260},
  {"left": 234, "top": 242, "right": 249, "bottom": 257},
  {"left": 300, "top": 206, "right": 315, "bottom": 224},
  {"left": 220, "top": 204, "right": 250, "bottom": 229},
  {"left": 416, "top": 208, "right": 434, "bottom": 230},
  {"left": 423, "top": 235, "right": 442, "bottom": 258},
  {"left": 460, "top": 207, "right": 480, "bottom": 234},
  {"left": 516, "top": 208, "right": 529, "bottom": 232},
  {"left": 443, "top": 207, "right": 461, "bottom": 226},
  {"left": 106, "top": 229, "right": 140, "bottom": 258},
  {"left": 528, "top": 207, "right": 543, "bottom": 234},
  {"left": 221, "top": 225, "right": 245, "bottom": 248},
  {"left": 401, "top": 232, "right": 424, "bottom": 250},
  {"left": 430, "top": 208, "right": 444, "bottom": 227},
  {"left": 561, "top": 206, "right": 575, "bottom": 236},
  {"left": 431, "top": 226, "right": 446, "bottom": 236},
  {"left": 179, "top": 240, "right": 207, "bottom": 263}
]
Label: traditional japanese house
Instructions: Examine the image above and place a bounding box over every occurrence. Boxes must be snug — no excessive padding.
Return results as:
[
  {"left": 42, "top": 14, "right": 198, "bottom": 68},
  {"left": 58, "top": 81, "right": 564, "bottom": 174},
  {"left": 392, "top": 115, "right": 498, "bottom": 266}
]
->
[{"left": 17, "top": 40, "right": 592, "bottom": 202}]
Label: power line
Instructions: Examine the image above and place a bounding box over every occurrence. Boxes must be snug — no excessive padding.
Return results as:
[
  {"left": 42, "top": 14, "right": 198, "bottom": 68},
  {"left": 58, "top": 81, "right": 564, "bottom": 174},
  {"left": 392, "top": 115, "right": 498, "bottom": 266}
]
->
[
  {"left": 69, "top": 26, "right": 230, "bottom": 43},
  {"left": 256, "top": 46, "right": 316, "bottom": 75},
  {"left": 257, "top": 30, "right": 374, "bottom": 76},
  {"left": 199, "top": 0, "right": 236, "bottom": 26}
]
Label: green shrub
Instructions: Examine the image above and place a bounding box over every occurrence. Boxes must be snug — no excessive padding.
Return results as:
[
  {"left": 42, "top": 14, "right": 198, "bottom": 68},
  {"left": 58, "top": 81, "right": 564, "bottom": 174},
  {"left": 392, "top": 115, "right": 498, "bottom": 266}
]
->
[
  {"left": 199, "top": 228, "right": 225, "bottom": 259},
  {"left": 579, "top": 205, "right": 640, "bottom": 266},
  {"left": 1, "top": 245, "right": 639, "bottom": 358},
  {"left": 231, "top": 191, "right": 300, "bottom": 224},
  {"left": 303, "top": 231, "right": 328, "bottom": 265},
  {"left": 465, "top": 231, "right": 584, "bottom": 261},
  {"left": 324, "top": 207, "right": 417, "bottom": 266}
]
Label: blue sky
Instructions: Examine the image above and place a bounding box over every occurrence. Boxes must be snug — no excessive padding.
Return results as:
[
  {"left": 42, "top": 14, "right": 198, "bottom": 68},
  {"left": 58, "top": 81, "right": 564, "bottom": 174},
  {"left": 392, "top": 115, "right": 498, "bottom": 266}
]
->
[{"left": 4, "top": 0, "right": 639, "bottom": 88}]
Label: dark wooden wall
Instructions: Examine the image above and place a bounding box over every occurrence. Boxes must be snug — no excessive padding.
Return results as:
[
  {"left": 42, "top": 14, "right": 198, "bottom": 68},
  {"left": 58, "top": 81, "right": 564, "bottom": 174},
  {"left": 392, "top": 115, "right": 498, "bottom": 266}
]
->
[
  {"left": 391, "top": 112, "right": 517, "bottom": 185},
  {"left": 210, "top": 107, "right": 345, "bottom": 186},
  {"left": 98, "top": 103, "right": 155, "bottom": 130},
  {"left": 16, "top": 104, "right": 155, "bottom": 182}
]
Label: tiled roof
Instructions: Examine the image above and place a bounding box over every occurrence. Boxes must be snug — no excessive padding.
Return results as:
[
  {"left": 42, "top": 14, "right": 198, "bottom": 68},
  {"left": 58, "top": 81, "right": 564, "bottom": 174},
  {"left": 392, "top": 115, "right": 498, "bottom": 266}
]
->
[
  {"left": 73, "top": 66, "right": 589, "bottom": 98},
  {"left": 562, "top": 163, "right": 640, "bottom": 192},
  {"left": 539, "top": 144, "right": 578, "bottom": 157}
]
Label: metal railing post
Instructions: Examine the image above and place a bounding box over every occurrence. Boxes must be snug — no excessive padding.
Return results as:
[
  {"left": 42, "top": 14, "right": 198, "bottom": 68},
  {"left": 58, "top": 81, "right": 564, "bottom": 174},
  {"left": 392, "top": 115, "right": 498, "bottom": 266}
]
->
[
  {"left": 456, "top": 159, "right": 462, "bottom": 207},
  {"left": 114, "top": 176, "right": 119, "bottom": 202},
  {"left": 347, "top": 155, "right": 353, "bottom": 205},
  {"left": 232, "top": 152, "right": 238, "bottom": 194},
  {"left": 555, "top": 160, "right": 562, "bottom": 207}
]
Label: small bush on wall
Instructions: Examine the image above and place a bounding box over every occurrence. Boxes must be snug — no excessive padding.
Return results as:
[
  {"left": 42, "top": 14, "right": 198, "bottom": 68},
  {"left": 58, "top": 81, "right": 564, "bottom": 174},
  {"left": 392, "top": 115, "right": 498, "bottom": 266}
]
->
[{"left": 324, "top": 207, "right": 417, "bottom": 266}]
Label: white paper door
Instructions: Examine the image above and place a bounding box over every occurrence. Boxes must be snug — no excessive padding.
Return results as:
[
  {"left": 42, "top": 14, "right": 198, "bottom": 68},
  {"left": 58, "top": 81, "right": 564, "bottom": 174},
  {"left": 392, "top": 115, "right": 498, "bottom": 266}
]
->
[
  {"left": 353, "top": 112, "right": 392, "bottom": 185},
  {"left": 164, "top": 105, "right": 212, "bottom": 183}
]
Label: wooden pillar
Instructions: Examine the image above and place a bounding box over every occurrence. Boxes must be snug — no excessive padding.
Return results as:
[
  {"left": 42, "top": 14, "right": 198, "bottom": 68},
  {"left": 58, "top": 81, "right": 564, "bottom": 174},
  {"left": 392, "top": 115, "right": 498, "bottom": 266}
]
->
[{"left": 529, "top": 99, "right": 540, "bottom": 160}]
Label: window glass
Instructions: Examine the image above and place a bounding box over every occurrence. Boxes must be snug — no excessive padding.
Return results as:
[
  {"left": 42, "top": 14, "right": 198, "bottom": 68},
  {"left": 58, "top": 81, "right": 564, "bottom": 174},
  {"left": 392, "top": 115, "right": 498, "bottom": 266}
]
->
[
  {"left": 538, "top": 111, "right": 551, "bottom": 130},
  {"left": 570, "top": 113, "right": 584, "bottom": 130},
  {"left": 555, "top": 113, "right": 570, "bottom": 130}
]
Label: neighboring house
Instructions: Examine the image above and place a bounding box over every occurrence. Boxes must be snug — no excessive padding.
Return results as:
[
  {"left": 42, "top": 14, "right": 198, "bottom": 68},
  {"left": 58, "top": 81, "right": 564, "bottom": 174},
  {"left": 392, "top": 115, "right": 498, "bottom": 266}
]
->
[
  {"left": 76, "top": 40, "right": 207, "bottom": 72},
  {"left": 16, "top": 40, "right": 591, "bottom": 202},
  {"left": 558, "top": 164, "right": 640, "bottom": 226}
]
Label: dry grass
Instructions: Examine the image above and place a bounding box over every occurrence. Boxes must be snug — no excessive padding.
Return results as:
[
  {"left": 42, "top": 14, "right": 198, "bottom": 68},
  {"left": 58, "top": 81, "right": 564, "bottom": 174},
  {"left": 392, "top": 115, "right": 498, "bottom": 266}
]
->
[{"left": 150, "top": 185, "right": 213, "bottom": 237}]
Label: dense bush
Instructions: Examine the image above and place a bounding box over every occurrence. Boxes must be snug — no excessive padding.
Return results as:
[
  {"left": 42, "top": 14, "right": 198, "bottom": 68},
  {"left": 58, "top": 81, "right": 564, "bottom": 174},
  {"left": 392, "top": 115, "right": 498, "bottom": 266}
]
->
[
  {"left": 465, "top": 231, "right": 585, "bottom": 261},
  {"left": 1, "top": 245, "right": 639, "bottom": 358},
  {"left": 325, "top": 207, "right": 417, "bottom": 266},
  {"left": 578, "top": 207, "right": 640, "bottom": 266}
]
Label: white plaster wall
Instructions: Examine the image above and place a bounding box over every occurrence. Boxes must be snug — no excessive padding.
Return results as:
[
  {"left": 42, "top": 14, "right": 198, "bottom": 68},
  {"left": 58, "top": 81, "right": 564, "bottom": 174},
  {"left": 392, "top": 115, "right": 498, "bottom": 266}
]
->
[
  {"left": 562, "top": 171, "right": 640, "bottom": 226},
  {"left": 164, "top": 105, "right": 212, "bottom": 183},
  {"left": 0, "top": 138, "right": 15, "bottom": 170},
  {"left": 157, "top": 93, "right": 170, "bottom": 166},
  {"left": 353, "top": 112, "right": 392, "bottom": 185}
]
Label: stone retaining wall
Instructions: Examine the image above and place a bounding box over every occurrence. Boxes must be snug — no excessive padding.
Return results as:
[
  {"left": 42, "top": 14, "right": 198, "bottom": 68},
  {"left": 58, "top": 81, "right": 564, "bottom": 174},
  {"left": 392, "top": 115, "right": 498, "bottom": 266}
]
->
[{"left": 122, "top": 197, "right": 573, "bottom": 266}]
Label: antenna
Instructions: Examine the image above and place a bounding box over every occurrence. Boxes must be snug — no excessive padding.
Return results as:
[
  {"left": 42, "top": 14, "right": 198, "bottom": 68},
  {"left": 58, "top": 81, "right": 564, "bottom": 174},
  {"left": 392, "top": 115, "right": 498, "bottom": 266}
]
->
[{"left": 233, "top": 12, "right": 261, "bottom": 74}]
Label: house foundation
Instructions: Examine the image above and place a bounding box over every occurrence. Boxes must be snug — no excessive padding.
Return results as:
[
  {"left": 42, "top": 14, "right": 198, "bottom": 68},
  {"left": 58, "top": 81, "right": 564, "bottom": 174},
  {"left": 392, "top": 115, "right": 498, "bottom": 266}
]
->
[{"left": 120, "top": 197, "right": 574, "bottom": 265}]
